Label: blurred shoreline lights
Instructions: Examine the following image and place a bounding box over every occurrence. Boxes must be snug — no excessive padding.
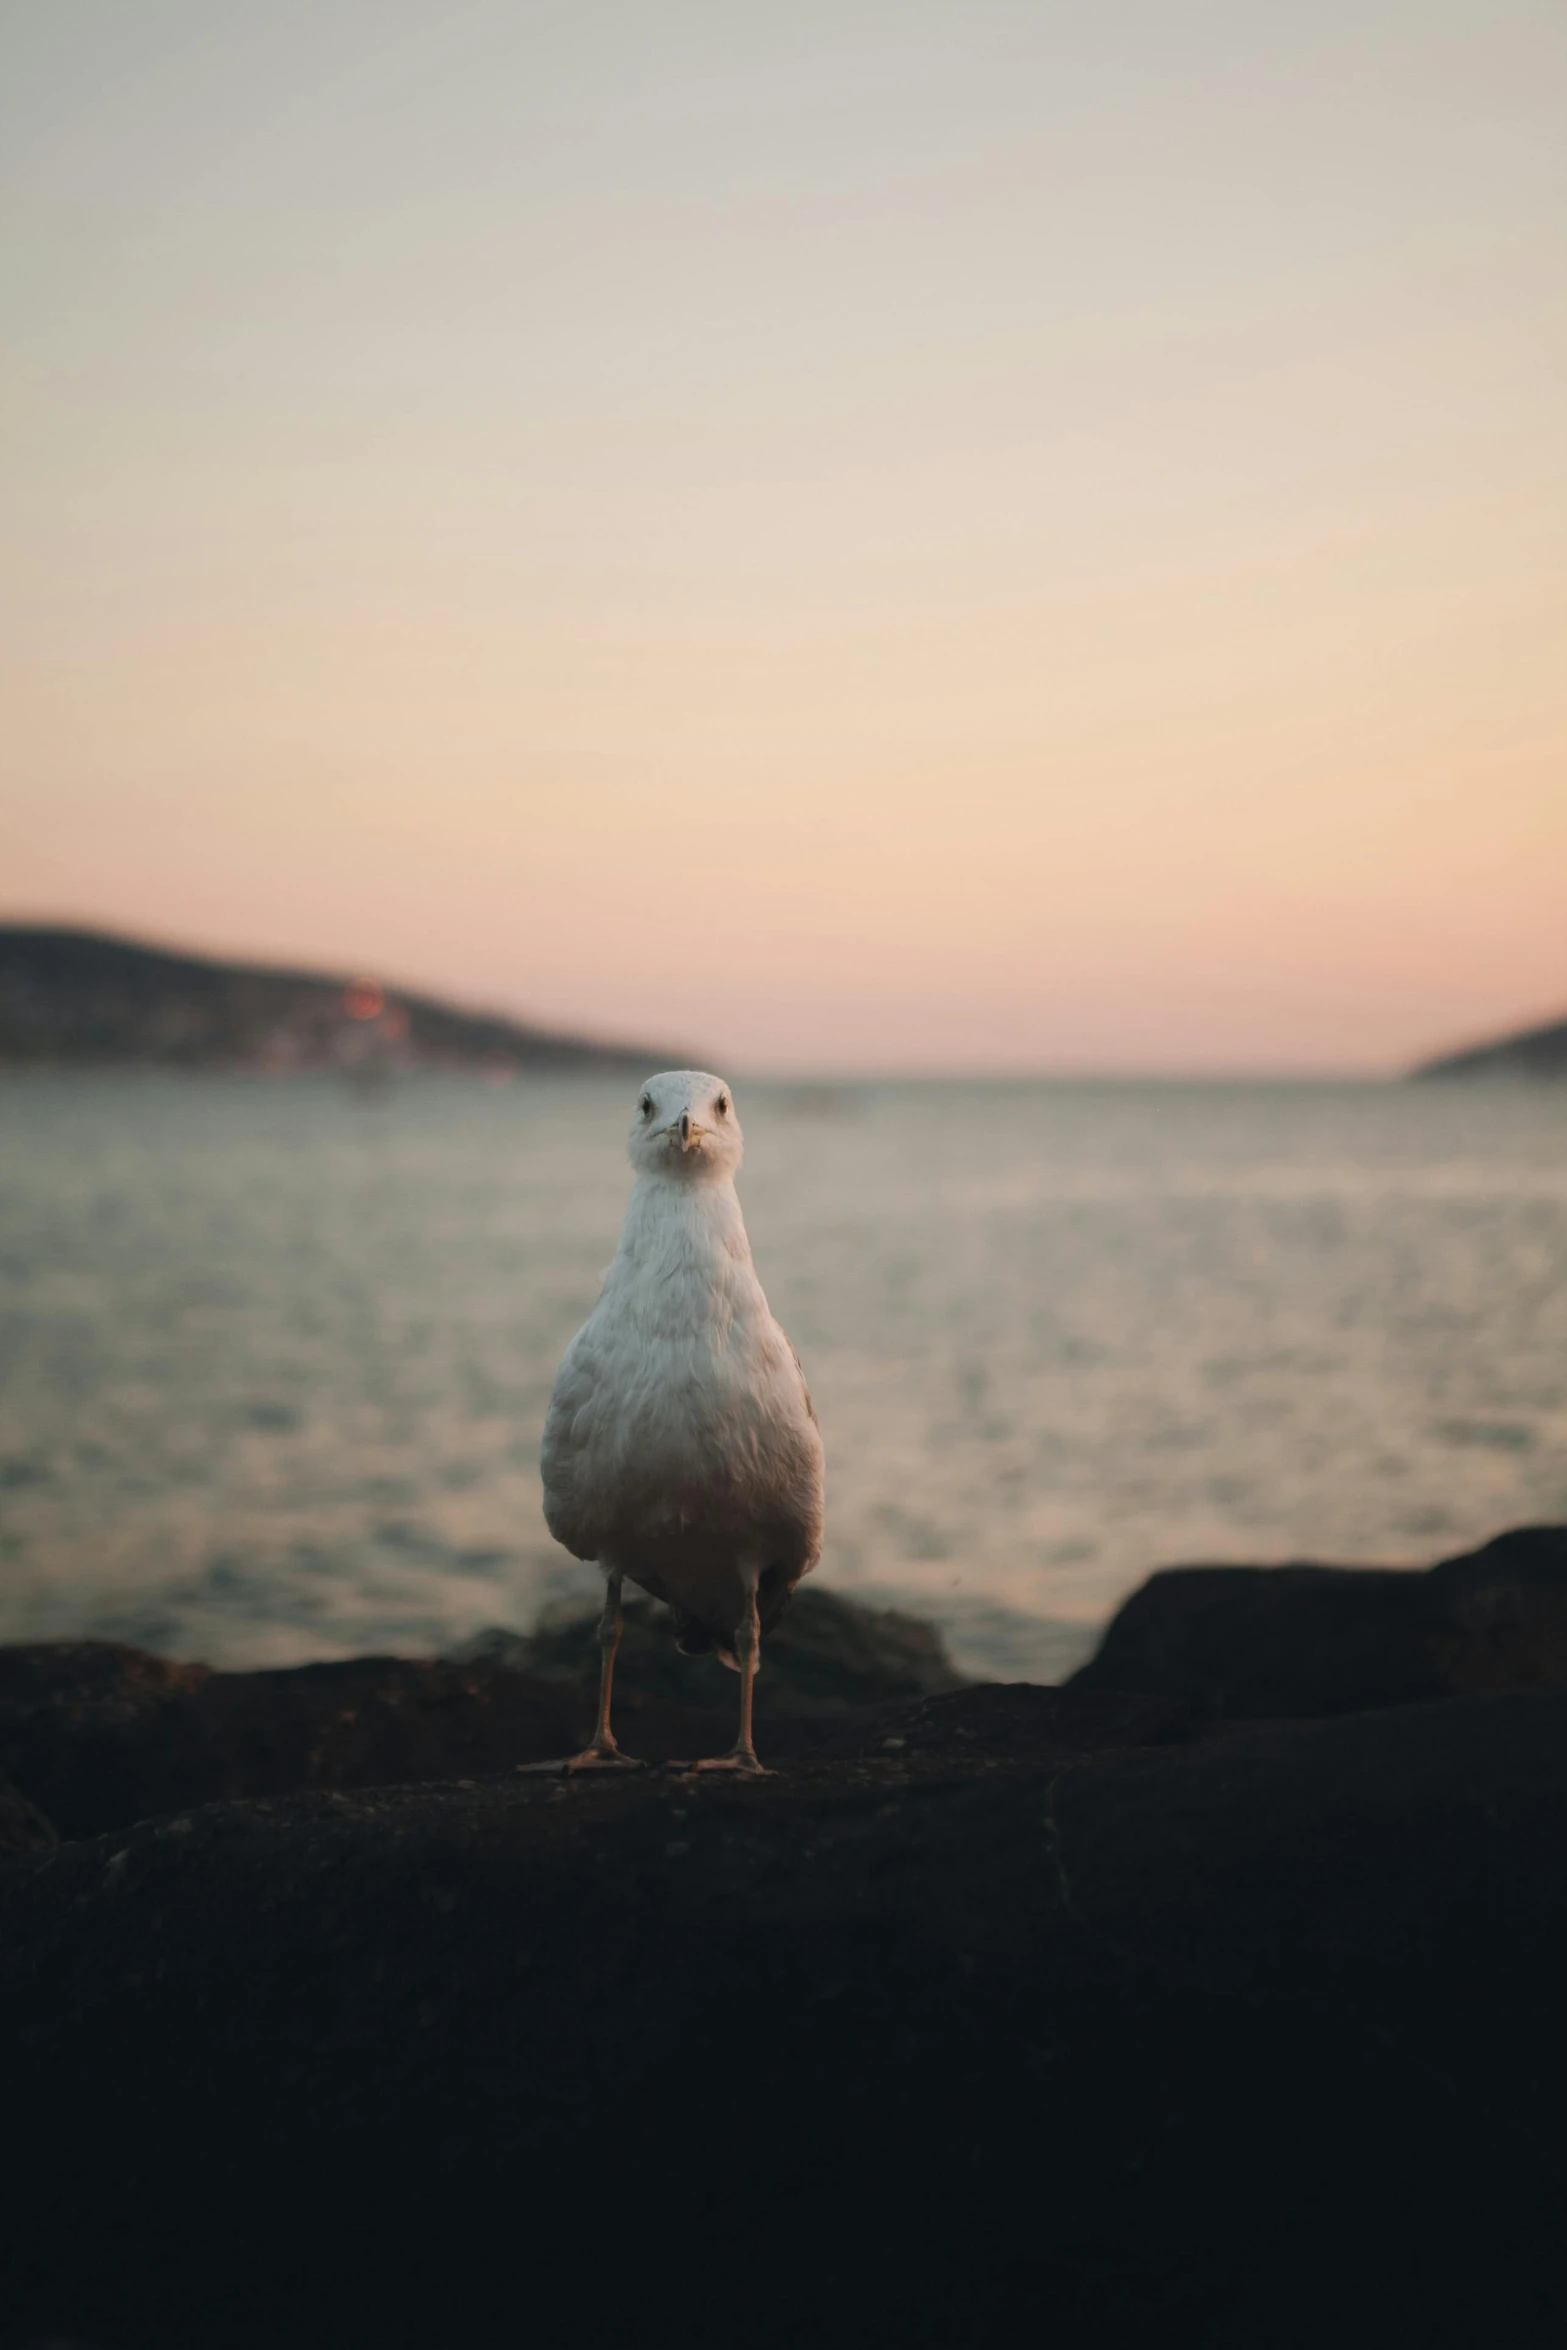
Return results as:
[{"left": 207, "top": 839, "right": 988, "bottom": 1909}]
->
[
  {"left": 344, "top": 979, "right": 386, "bottom": 1022},
  {"left": 339, "top": 979, "right": 410, "bottom": 1082}
]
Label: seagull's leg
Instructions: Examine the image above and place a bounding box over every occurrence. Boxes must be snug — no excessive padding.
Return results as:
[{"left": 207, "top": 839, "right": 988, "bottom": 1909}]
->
[
  {"left": 694, "top": 1568, "right": 773, "bottom": 1778},
  {"left": 521, "top": 1569, "right": 645, "bottom": 1774},
  {"left": 568, "top": 1568, "right": 644, "bottom": 1770}
]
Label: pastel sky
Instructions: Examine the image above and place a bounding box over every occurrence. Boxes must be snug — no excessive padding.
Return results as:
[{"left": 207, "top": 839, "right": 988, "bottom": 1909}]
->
[{"left": 2, "top": 0, "right": 1563, "bottom": 1072}]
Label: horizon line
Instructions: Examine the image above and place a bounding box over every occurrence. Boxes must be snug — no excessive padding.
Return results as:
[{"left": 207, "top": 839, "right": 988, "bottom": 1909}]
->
[{"left": 2, "top": 910, "right": 1558, "bottom": 1088}]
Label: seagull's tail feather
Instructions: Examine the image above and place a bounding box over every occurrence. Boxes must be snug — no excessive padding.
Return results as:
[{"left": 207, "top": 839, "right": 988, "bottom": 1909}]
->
[
  {"left": 671, "top": 1610, "right": 740, "bottom": 1670},
  {"left": 669, "top": 1563, "right": 801, "bottom": 1673}
]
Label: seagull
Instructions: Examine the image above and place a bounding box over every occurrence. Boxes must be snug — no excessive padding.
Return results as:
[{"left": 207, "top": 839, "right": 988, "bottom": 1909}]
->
[{"left": 538, "top": 1070, "right": 824, "bottom": 1776}]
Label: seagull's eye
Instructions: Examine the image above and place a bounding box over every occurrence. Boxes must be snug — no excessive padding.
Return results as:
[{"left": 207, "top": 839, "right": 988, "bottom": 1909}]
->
[
  {"left": 716, "top": 1095, "right": 729, "bottom": 1116},
  {"left": 640, "top": 1095, "right": 653, "bottom": 1119}
]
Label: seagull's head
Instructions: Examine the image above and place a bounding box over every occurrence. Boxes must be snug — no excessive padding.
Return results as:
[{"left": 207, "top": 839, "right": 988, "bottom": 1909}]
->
[{"left": 628, "top": 1069, "right": 744, "bottom": 1182}]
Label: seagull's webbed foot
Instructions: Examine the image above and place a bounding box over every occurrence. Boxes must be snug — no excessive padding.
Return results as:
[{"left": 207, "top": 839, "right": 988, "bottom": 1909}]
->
[
  {"left": 691, "top": 1748, "right": 773, "bottom": 1778},
  {"left": 518, "top": 1742, "right": 646, "bottom": 1776},
  {"left": 568, "top": 1740, "right": 645, "bottom": 1773}
]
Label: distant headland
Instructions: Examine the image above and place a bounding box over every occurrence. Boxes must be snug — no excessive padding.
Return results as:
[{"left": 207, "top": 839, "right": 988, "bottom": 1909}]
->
[
  {"left": 1413, "top": 1007, "right": 1567, "bottom": 1080},
  {"left": 0, "top": 925, "right": 673, "bottom": 1075}
]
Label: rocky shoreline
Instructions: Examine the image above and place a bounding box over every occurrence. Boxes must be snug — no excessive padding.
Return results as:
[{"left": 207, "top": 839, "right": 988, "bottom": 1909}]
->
[
  {"left": 0, "top": 925, "right": 668, "bottom": 1073},
  {"left": 4, "top": 1530, "right": 1566, "bottom": 2348}
]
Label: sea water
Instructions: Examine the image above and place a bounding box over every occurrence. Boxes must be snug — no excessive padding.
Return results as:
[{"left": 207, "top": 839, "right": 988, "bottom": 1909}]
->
[{"left": 1, "top": 1071, "right": 1564, "bottom": 1679}]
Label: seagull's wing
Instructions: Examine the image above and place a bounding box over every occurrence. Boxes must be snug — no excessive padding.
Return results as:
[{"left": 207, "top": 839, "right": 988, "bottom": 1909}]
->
[
  {"left": 539, "top": 1321, "right": 605, "bottom": 1560},
  {"left": 785, "top": 1335, "right": 818, "bottom": 1426}
]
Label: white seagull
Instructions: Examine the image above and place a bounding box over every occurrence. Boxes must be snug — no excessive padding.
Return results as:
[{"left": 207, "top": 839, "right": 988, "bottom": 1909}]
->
[{"left": 539, "top": 1070, "right": 824, "bottom": 1775}]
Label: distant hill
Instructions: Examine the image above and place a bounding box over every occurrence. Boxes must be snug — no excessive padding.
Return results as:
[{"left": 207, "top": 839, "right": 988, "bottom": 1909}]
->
[
  {"left": 1414, "top": 1010, "right": 1567, "bottom": 1080},
  {"left": 0, "top": 926, "right": 670, "bottom": 1075}
]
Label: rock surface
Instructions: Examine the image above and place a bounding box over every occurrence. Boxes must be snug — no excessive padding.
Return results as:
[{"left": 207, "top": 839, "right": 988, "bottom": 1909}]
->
[
  {"left": 456, "top": 1582, "right": 967, "bottom": 1706},
  {"left": 1071, "top": 1524, "right": 1567, "bottom": 1716},
  {"left": 0, "top": 1773, "right": 55, "bottom": 1855},
  {"left": 4, "top": 1542, "right": 1567, "bottom": 2349},
  {"left": 0, "top": 1590, "right": 964, "bottom": 1842}
]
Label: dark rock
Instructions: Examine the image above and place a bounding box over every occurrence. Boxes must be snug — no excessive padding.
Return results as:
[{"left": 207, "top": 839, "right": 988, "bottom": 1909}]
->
[
  {"left": 3, "top": 1680, "right": 1566, "bottom": 2348},
  {"left": 7, "top": 1542, "right": 1567, "bottom": 2345},
  {"left": 1071, "top": 1523, "right": 1567, "bottom": 1717},
  {"left": 0, "top": 1642, "right": 633, "bottom": 1840},
  {"left": 0, "top": 1774, "right": 56, "bottom": 1854},
  {"left": 456, "top": 1583, "right": 967, "bottom": 1707},
  {"left": 0, "top": 1590, "right": 962, "bottom": 1840}
]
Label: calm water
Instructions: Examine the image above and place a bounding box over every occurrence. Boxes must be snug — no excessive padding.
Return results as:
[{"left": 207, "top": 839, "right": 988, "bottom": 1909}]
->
[{"left": 1, "top": 1072, "right": 1564, "bottom": 1679}]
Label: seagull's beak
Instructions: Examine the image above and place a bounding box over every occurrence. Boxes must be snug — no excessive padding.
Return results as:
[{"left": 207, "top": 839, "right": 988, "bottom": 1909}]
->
[{"left": 676, "top": 1111, "right": 705, "bottom": 1152}]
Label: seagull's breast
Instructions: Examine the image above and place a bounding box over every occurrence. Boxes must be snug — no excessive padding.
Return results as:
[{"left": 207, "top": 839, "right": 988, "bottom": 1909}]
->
[{"left": 540, "top": 1209, "right": 823, "bottom": 1579}]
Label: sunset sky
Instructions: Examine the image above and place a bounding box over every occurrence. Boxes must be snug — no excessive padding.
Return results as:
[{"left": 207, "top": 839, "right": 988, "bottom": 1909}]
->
[{"left": 2, "top": 0, "right": 1563, "bottom": 1072}]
